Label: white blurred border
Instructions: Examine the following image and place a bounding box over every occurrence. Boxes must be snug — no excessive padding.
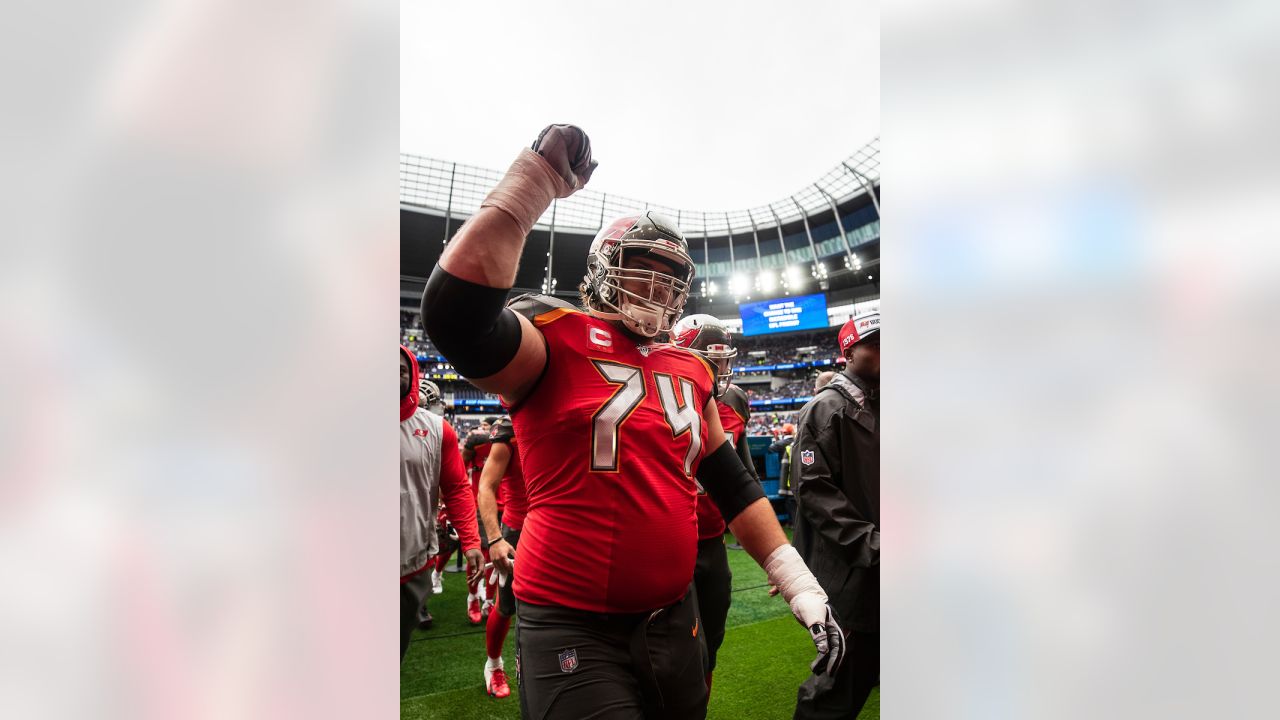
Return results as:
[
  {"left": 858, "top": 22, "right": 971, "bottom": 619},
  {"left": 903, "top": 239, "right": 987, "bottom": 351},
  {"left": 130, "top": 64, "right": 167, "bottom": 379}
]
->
[
  {"left": 0, "top": 1, "right": 398, "bottom": 718},
  {"left": 886, "top": 1, "right": 1280, "bottom": 717}
]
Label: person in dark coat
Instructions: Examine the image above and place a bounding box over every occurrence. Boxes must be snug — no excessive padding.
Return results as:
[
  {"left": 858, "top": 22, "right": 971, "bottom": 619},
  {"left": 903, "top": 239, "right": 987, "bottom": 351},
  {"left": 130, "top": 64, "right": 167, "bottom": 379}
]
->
[{"left": 791, "top": 312, "right": 880, "bottom": 720}]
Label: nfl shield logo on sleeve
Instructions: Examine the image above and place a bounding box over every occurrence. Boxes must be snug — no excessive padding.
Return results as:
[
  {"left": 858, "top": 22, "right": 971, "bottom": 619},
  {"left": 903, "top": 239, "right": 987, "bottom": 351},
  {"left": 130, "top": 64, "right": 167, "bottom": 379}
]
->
[
  {"left": 800, "top": 449, "right": 815, "bottom": 466},
  {"left": 558, "top": 648, "right": 579, "bottom": 673}
]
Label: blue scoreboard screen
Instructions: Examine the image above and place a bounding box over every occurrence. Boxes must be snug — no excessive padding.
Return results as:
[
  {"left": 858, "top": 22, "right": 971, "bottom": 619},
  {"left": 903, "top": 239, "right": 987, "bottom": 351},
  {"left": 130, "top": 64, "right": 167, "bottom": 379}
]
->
[{"left": 738, "top": 293, "right": 829, "bottom": 336}]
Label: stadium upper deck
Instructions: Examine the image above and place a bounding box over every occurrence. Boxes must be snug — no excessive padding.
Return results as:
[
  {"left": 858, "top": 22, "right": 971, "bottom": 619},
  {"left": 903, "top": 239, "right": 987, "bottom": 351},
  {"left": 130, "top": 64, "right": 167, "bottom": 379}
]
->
[{"left": 400, "top": 138, "right": 880, "bottom": 319}]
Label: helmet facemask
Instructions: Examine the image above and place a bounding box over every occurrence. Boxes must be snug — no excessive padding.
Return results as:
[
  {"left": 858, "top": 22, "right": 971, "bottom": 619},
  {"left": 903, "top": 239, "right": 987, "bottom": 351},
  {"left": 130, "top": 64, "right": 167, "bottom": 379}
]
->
[
  {"left": 670, "top": 313, "right": 738, "bottom": 398},
  {"left": 418, "top": 379, "right": 445, "bottom": 416},
  {"left": 588, "top": 245, "right": 692, "bottom": 338},
  {"left": 698, "top": 343, "right": 737, "bottom": 397},
  {"left": 583, "top": 212, "right": 695, "bottom": 338}
]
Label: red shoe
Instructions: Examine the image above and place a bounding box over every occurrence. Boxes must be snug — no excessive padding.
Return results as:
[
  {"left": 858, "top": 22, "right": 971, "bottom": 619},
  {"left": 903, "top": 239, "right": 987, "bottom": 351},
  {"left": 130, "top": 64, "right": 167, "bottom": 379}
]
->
[
  {"left": 467, "top": 597, "right": 483, "bottom": 625},
  {"left": 485, "top": 666, "right": 511, "bottom": 698}
]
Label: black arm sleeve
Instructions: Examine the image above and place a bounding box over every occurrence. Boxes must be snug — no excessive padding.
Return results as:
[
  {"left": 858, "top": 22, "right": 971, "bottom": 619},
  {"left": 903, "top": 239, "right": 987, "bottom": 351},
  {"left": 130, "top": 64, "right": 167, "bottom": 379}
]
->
[
  {"left": 697, "top": 440, "right": 767, "bottom": 525},
  {"left": 421, "top": 265, "right": 521, "bottom": 378}
]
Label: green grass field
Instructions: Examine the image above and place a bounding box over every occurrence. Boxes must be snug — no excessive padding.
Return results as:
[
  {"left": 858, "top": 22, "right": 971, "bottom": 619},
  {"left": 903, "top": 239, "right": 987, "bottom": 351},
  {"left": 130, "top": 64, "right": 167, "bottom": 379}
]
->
[{"left": 401, "top": 535, "right": 878, "bottom": 719}]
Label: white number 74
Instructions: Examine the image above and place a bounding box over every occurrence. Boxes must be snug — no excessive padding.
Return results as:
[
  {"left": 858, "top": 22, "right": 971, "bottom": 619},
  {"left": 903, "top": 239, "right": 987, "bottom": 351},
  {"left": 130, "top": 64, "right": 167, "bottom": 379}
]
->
[{"left": 590, "top": 360, "right": 703, "bottom": 476}]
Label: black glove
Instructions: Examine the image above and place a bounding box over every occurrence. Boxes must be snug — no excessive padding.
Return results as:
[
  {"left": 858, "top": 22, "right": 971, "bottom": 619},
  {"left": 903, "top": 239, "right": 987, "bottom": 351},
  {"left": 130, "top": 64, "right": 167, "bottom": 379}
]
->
[
  {"left": 532, "top": 124, "right": 597, "bottom": 194},
  {"left": 807, "top": 604, "right": 847, "bottom": 677}
]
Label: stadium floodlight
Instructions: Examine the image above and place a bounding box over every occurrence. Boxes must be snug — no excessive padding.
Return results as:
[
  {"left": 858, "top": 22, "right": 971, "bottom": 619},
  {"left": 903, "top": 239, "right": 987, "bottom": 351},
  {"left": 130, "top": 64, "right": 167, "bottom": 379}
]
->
[
  {"left": 785, "top": 265, "right": 804, "bottom": 288},
  {"left": 707, "top": 280, "right": 718, "bottom": 297},
  {"left": 729, "top": 273, "right": 748, "bottom": 296},
  {"left": 757, "top": 270, "right": 776, "bottom": 293}
]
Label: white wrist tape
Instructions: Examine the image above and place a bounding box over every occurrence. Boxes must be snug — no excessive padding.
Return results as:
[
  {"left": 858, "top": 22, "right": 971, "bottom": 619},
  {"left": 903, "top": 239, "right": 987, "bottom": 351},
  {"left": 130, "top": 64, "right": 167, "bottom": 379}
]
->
[
  {"left": 763, "top": 544, "right": 829, "bottom": 626},
  {"left": 480, "top": 148, "right": 571, "bottom": 237}
]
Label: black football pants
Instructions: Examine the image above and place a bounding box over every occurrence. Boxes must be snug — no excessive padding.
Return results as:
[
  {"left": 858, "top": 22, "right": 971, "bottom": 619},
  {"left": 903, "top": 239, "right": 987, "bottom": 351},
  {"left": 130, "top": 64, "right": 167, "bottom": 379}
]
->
[
  {"left": 400, "top": 571, "right": 433, "bottom": 661},
  {"left": 692, "top": 536, "right": 732, "bottom": 673},
  {"left": 516, "top": 586, "right": 709, "bottom": 720}
]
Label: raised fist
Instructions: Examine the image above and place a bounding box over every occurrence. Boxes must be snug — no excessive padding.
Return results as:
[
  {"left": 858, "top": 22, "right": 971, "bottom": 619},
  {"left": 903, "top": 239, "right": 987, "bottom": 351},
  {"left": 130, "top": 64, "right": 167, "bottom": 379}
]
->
[{"left": 532, "top": 124, "right": 597, "bottom": 196}]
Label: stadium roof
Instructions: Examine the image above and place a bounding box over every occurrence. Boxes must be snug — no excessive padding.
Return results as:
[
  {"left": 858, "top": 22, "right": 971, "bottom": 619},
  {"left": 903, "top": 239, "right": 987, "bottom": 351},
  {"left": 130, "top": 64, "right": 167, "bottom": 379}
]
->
[{"left": 400, "top": 137, "right": 879, "bottom": 238}]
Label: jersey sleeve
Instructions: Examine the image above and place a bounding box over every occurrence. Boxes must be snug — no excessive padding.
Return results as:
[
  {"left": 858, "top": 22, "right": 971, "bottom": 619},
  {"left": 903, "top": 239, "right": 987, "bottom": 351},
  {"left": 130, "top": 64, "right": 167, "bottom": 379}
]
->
[
  {"left": 735, "top": 419, "right": 758, "bottom": 482},
  {"left": 719, "top": 387, "right": 758, "bottom": 482},
  {"left": 507, "top": 293, "right": 578, "bottom": 323},
  {"left": 439, "top": 420, "right": 482, "bottom": 552},
  {"left": 489, "top": 418, "right": 516, "bottom": 444},
  {"left": 722, "top": 385, "right": 751, "bottom": 423}
]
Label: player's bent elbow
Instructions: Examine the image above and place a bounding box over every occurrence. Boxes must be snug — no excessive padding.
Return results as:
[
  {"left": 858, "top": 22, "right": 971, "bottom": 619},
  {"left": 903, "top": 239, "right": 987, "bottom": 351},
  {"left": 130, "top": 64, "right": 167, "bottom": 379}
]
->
[
  {"left": 697, "top": 441, "right": 766, "bottom": 524},
  {"left": 461, "top": 321, "right": 546, "bottom": 399}
]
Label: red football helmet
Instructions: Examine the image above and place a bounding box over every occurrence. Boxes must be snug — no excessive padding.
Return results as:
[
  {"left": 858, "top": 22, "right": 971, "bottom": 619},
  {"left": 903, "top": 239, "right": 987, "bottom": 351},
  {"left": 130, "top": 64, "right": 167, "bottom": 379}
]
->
[
  {"left": 582, "top": 211, "right": 694, "bottom": 338},
  {"left": 670, "top": 313, "right": 737, "bottom": 397}
]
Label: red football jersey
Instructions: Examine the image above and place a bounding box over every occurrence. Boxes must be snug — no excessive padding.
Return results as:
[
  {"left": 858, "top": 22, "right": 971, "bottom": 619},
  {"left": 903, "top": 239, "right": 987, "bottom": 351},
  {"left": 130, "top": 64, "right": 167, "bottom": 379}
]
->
[
  {"left": 490, "top": 424, "right": 529, "bottom": 531},
  {"left": 466, "top": 438, "right": 490, "bottom": 498},
  {"left": 696, "top": 385, "right": 750, "bottom": 539},
  {"left": 508, "top": 299, "right": 715, "bottom": 614},
  {"left": 468, "top": 440, "right": 505, "bottom": 512}
]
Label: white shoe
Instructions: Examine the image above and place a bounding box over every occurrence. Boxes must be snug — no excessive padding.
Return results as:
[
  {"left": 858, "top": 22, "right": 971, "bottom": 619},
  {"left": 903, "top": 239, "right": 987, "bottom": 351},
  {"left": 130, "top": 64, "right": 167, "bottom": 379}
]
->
[{"left": 431, "top": 569, "right": 443, "bottom": 595}]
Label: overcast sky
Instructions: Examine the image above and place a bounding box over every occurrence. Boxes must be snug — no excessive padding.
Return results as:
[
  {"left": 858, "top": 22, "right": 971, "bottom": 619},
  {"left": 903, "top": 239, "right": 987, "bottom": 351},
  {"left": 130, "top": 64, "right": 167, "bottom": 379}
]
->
[{"left": 401, "top": 0, "right": 879, "bottom": 211}]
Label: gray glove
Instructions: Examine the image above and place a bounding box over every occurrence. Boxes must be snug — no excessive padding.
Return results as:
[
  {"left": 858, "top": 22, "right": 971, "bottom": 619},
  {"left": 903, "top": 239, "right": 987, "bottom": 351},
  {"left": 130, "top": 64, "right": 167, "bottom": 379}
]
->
[
  {"left": 532, "top": 124, "right": 597, "bottom": 195},
  {"left": 807, "top": 604, "right": 846, "bottom": 677}
]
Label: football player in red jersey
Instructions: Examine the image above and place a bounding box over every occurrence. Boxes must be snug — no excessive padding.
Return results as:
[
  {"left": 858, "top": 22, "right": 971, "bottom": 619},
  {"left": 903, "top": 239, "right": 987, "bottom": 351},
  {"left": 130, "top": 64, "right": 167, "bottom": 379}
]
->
[
  {"left": 475, "top": 417, "right": 528, "bottom": 699},
  {"left": 670, "top": 313, "right": 759, "bottom": 697},
  {"left": 458, "top": 417, "right": 501, "bottom": 620},
  {"left": 422, "top": 125, "right": 844, "bottom": 719}
]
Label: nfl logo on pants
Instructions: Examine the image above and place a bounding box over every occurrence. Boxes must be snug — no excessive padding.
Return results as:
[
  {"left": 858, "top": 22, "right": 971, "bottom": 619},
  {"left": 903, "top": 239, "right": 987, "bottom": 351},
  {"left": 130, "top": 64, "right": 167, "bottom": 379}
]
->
[{"left": 559, "top": 648, "right": 579, "bottom": 673}]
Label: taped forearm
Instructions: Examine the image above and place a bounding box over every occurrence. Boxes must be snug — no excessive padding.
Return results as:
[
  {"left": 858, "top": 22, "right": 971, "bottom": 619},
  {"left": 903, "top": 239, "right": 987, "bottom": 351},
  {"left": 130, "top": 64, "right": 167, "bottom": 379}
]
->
[
  {"left": 480, "top": 148, "right": 570, "bottom": 237},
  {"left": 421, "top": 266, "right": 520, "bottom": 379},
  {"left": 697, "top": 440, "right": 766, "bottom": 524},
  {"left": 763, "top": 544, "right": 829, "bottom": 627}
]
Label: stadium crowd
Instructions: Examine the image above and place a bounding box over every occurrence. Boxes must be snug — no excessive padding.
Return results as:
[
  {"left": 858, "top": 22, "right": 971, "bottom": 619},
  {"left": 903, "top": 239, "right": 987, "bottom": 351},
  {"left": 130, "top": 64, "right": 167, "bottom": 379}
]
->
[
  {"left": 731, "top": 328, "right": 838, "bottom": 366},
  {"left": 742, "top": 378, "right": 814, "bottom": 401}
]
